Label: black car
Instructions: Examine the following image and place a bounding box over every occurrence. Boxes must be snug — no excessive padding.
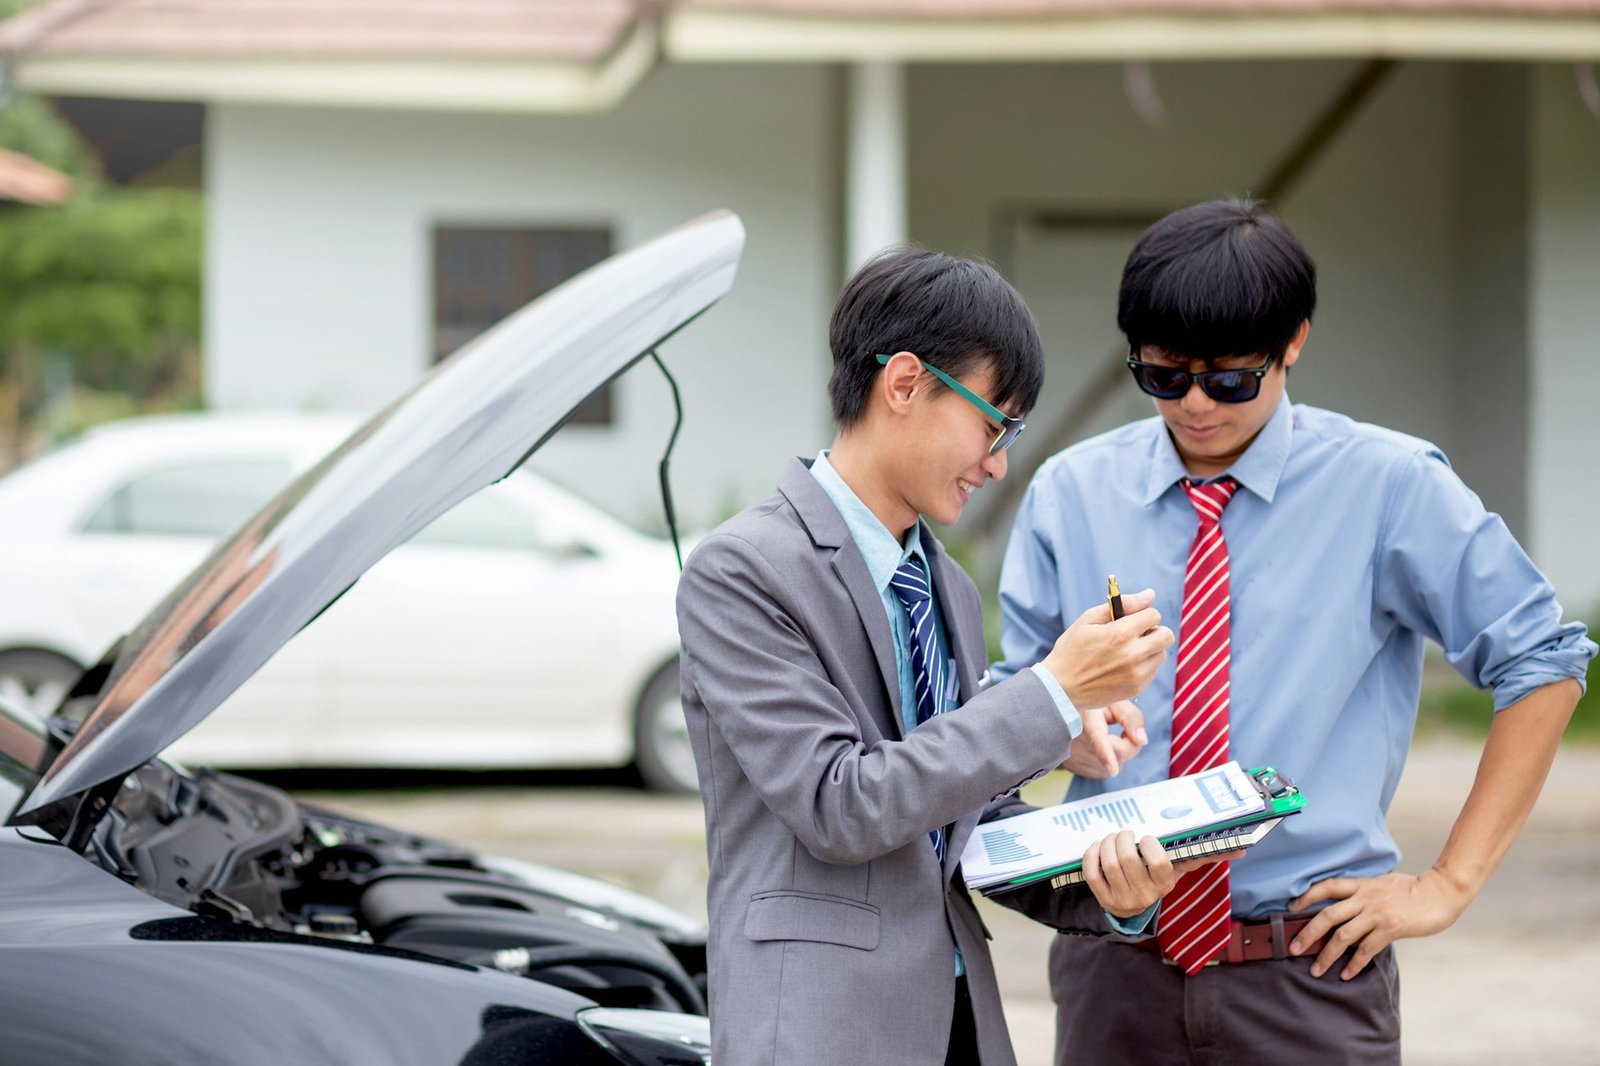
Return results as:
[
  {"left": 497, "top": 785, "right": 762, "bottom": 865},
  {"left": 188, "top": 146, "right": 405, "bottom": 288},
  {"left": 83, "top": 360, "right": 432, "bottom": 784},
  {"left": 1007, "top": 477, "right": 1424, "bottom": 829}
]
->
[{"left": 0, "top": 211, "right": 744, "bottom": 1066}]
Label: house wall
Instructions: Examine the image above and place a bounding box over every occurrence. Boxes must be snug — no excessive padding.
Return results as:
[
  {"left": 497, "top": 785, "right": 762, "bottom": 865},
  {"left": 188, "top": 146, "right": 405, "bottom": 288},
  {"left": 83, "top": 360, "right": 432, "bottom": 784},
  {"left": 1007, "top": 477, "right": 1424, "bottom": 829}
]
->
[
  {"left": 1528, "top": 64, "right": 1600, "bottom": 616},
  {"left": 203, "top": 55, "right": 1594, "bottom": 619},
  {"left": 206, "top": 63, "right": 840, "bottom": 531}
]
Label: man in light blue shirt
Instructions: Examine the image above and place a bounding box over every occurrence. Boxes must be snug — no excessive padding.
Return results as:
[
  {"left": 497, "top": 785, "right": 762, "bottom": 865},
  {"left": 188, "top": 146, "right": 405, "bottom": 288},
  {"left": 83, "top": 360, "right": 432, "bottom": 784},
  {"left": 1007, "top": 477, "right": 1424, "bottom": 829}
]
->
[{"left": 994, "top": 199, "right": 1594, "bottom": 1064}]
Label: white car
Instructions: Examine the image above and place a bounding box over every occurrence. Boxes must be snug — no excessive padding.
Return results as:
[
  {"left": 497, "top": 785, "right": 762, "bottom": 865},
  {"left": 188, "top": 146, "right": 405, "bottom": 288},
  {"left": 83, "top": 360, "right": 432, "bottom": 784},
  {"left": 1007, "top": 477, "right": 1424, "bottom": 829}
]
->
[{"left": 0, "top": 411, "right": 696, "bottom": 791}]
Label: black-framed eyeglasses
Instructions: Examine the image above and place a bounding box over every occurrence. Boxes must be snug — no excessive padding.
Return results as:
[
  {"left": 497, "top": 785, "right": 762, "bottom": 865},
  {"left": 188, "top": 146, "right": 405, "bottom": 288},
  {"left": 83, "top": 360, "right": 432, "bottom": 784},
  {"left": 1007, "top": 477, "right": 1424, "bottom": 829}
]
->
[
  {"left": 1126, "top": 351, "right": 1275, "bottom": 404},
  {"left": 875, "top": 353, "right": 1026, "bottom": 454}
]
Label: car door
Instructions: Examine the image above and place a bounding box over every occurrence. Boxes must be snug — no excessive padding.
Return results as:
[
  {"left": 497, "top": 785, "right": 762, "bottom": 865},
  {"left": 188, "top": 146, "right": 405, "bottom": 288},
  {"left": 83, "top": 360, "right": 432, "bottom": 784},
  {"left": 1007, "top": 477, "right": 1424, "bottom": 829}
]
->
[
  {"left": 310, "top": 477, "right": 641, "bottom": 768},
  {"left": 64, "top": 454, "right": 335, "bottom": 765}
]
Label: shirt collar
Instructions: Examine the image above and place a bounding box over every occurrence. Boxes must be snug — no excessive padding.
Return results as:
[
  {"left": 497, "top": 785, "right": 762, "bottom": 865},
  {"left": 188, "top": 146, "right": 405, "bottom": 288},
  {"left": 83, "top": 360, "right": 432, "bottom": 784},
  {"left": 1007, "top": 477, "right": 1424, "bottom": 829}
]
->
[
  {"left": 1142, "top": 391, "right": 1294, "bottom": 505},
  {"left": 811, "top": 450, "right": 923, "bottom": 592}
]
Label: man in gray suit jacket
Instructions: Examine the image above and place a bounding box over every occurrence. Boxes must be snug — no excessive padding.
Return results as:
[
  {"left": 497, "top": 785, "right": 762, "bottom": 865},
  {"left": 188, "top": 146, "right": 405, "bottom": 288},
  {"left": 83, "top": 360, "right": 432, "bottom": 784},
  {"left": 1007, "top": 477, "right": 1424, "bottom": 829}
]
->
[{"left": 678, "top": 248, "right": 1210, "bottom": 1065}]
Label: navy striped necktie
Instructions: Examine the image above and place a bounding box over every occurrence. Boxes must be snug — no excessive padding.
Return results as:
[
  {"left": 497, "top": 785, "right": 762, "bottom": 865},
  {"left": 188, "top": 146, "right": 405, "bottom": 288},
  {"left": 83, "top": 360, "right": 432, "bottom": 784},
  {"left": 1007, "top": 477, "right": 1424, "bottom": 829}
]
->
[{"left": 889, "top": 553, "right": 948, "bottom": 861}]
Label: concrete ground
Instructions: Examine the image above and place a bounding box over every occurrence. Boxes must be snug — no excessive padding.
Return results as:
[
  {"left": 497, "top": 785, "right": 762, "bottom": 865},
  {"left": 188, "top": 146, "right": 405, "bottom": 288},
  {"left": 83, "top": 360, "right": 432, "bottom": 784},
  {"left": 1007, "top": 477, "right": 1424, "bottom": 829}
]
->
[{"left": 299, "top": 740, "right": 1599, "bottom": 1065}]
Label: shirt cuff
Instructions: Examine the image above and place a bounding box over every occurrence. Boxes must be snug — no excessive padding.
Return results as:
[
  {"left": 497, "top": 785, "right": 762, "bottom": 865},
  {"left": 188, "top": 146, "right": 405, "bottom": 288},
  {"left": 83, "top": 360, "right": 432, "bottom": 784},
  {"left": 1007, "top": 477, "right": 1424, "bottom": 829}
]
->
[
  {"left": 1029, "top": 662, "right": 1082, "bottom": 738},
  {"left": 1106, "top": 903, "right": 1158, "bottom": 936}
]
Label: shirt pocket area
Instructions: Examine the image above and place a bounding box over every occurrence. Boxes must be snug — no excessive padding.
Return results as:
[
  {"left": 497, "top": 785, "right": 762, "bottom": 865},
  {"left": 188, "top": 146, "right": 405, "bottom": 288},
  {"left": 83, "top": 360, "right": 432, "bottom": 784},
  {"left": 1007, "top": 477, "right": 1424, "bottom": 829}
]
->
[{"left": 744, "top": 890, "right": 881, "bottom": 951}]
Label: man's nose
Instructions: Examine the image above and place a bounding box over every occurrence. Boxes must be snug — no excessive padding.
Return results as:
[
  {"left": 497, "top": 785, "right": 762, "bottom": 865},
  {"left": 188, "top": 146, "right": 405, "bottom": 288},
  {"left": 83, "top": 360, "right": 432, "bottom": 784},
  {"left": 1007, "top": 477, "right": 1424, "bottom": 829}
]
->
[
  {"left": 983, "top": 446, "right": 1009, "bottom": 482},
  {"left": 1181, "top": 378, "right": 1216, "bottom": 413}
]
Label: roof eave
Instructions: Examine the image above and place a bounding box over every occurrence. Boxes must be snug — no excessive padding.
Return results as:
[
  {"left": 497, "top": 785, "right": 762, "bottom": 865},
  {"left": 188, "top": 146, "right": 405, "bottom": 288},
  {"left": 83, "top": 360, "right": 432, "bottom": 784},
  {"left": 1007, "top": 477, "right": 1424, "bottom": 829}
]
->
[
  {"left": 664, "top": 11, "right": 1600, "bottom": 62},
  {"left": 10, "top": 17, "right": 658, "bottom": 113}
]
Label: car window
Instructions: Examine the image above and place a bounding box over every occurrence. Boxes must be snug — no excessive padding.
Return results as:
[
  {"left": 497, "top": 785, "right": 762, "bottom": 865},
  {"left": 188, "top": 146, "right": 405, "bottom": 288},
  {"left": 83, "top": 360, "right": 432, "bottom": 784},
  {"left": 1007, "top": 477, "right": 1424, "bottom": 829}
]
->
[
  {"left": 410, "top": 488, "right": 550, "bottom": 553},
  {"left": 79, "top": 457, "right": 296, "bottom": 538}
]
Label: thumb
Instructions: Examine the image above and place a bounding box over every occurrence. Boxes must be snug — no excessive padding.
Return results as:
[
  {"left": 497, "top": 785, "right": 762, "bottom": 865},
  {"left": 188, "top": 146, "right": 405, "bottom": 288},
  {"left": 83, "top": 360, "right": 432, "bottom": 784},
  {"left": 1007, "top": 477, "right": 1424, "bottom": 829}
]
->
[
  {"left": 1106, "top": 700, "right": 1148, "bottom": 746},
  {"left": 1117, "top": 587, "right": 1157, "bottom": 614}
]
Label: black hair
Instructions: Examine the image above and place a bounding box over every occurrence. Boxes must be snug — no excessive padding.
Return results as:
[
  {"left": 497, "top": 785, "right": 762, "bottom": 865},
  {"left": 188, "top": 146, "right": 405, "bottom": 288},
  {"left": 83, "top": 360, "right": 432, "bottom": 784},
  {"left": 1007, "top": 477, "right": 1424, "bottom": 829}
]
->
[
  {"left": 1118, "top": 198, "right": 1316, "bottom": 364},
  {"left": 827, "top": 246, "right": 1044, "bottom": 429}
]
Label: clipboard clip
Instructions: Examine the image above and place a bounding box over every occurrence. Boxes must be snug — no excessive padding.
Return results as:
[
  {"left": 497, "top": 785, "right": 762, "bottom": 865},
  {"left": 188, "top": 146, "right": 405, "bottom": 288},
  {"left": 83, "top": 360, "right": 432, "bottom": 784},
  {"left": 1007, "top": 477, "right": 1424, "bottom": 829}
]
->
[{"left": 1249, "top": 766, "right": 1297, "bottom": 801}]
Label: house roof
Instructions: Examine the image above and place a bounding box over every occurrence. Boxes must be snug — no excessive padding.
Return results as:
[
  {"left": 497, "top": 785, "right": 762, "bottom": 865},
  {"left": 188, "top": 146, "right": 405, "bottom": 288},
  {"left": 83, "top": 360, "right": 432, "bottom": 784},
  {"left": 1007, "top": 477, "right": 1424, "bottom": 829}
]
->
[
  {"left": 0, "top": 1, "right": 661, "bottom": 112},
  {"left": 1, "top": 0, "right": 1596, "bottom": 113},
  {"left": 0, "top": 0, "right": 645, "bottom": 62}
]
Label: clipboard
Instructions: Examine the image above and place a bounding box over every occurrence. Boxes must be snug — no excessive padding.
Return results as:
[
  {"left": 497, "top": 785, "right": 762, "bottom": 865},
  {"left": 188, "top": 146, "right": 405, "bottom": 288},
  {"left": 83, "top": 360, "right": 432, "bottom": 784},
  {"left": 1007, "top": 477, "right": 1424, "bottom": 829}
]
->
[{"left": 964, "top": 764, "right": 1305, "bottom": 897}]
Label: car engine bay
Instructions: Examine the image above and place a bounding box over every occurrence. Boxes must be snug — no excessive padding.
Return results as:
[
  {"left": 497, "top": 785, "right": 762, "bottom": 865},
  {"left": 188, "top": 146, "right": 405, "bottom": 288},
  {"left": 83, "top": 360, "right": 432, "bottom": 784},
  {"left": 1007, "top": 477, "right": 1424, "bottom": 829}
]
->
[{"left": 86, "top": 760, "right": 707, "bottom": 1014}]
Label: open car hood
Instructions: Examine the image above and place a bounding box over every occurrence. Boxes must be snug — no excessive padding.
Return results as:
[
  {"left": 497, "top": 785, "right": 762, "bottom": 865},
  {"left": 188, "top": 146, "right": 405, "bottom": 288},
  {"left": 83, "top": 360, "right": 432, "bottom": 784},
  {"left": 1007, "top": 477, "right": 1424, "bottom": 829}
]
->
[{"left": 10, "top": 211, "right": 744, "bottom": 821}]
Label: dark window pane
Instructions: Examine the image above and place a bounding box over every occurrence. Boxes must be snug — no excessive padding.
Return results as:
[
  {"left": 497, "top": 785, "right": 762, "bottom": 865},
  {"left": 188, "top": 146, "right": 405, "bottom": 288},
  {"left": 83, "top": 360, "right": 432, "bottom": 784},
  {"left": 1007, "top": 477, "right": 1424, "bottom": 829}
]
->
[{"left": 433, "top": 225, "right": 614, "bottom": 425}]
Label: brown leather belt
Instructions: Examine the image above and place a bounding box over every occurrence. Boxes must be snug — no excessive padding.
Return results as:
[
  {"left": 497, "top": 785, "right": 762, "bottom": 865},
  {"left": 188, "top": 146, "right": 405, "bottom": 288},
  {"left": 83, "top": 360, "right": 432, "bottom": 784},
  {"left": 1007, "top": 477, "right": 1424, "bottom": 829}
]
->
[{"left": 1131, "top": 914, "right": 1328, "bottom": 966}]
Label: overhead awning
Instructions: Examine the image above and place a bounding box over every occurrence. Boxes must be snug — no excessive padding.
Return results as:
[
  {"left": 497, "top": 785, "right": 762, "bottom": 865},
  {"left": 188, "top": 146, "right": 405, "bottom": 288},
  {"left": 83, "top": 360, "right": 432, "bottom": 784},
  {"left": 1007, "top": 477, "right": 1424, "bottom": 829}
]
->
[
  {"left": 0, "top": 0, "right": 659, "bottom": 113},
  {"left": 665, "top": 0, "right": 1600, "bottom": 61}
]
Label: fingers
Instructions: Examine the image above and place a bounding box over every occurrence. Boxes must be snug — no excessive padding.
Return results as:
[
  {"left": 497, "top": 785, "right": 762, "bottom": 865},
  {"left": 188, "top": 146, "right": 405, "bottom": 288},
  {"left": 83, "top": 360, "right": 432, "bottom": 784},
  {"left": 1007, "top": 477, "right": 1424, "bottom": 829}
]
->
[
  {"left": 1083, "top": 720, "right": 1121, "bottom": 777},
  {"left": 1307, "top": 903, "right": 1371, "bottom": 978},
  {"left": 1105, "top": 700, "right": 1148, "bottom": 747},
  {"left": 1085, "top": 833, "right": 1182, "bottom": 918},
  {"left": 1339, "top": 931, "right": 1389, "bottom": 980},
  {"left": 1101, "top": 834, "right": 1138, "bottom": 898},
  {"left": 1290, "top": 877, "right": 1355, "bottom": 913},
  {"left": 1113, "top": 605, "right": 1163, "bottom": 635},
  {"left": 1135, "top": 834, "right": 1176, "bottom": 895}
]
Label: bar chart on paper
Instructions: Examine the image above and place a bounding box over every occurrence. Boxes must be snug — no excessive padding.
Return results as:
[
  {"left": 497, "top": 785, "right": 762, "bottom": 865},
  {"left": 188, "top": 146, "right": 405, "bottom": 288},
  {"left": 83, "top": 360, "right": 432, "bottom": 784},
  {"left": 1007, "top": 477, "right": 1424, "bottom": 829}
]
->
[
  {"left": 1052, "top": 797, "right": 1146, "bottom": 834},
  {"left": 980, "top": 828, "right": 1042, "bottom": 865}
]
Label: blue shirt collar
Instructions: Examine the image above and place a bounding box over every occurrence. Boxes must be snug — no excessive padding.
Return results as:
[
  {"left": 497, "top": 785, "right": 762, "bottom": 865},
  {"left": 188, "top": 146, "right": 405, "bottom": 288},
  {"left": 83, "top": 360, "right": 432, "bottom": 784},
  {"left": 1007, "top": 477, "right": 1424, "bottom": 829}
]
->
[
  {"left": 1142, "top": 391, "right": 1294, "bottom": 505},
  {"left": 811, "top": 450, "right": 924, "bottom": 592}
]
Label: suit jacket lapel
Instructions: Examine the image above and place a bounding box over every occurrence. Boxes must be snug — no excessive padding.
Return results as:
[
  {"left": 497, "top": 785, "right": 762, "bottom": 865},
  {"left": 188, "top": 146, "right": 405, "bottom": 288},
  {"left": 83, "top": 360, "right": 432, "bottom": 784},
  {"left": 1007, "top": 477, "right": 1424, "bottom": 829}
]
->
[
  {"left": 777, "top": 459, "right": 905, "bottom": 741},
  {"left": 924, "top": 526, "right": 986, "bottom": 873}
]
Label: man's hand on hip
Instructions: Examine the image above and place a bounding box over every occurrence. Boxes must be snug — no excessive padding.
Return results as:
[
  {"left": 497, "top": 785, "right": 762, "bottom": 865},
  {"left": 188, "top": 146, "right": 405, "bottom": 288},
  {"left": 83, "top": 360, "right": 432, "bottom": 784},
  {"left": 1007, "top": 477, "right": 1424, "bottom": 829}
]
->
[{"left": 1289, "top": 869, "right": 1471, "bottom": 979}]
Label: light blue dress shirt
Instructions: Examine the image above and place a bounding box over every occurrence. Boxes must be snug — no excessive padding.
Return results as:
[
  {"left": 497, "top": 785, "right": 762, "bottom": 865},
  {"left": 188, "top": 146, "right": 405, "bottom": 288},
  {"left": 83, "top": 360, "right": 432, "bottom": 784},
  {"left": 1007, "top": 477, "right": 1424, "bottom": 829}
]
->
[{"left": 994, "top": 395, "right": 1595, "bottom": 917}]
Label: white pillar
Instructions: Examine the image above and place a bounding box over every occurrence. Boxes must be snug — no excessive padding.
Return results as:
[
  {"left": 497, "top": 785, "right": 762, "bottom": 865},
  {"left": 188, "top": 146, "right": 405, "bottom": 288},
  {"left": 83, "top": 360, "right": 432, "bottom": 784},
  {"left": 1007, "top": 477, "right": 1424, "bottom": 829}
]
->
[
  {"left": 1528, "top": 64, "right": 1600, "bottom": 616},
  {"left": 845, "top": 61, "right": 908, "bottom": 273}
]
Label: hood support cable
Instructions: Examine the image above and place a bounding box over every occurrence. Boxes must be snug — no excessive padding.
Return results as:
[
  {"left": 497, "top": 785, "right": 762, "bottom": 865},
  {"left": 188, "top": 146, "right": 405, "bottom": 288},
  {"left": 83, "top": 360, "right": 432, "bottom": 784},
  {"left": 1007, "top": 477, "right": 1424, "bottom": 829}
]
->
[{"left": 648, "top": 350, "right": 684, "bottom": 570}]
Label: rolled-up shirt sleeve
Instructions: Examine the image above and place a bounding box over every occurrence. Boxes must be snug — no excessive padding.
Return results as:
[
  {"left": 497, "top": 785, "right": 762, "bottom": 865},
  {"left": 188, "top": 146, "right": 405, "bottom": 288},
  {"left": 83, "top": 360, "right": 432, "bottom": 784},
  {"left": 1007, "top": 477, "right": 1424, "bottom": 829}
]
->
[{"left": 1374, "top": 448, "right": 1595, "bottom": 710}]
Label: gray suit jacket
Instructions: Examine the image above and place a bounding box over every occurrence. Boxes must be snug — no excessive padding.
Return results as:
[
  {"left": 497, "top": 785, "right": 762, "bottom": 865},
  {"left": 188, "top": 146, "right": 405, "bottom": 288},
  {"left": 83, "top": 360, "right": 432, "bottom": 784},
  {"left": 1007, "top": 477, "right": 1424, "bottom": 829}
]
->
[{"left": 677, "top": 459, "right": 1091, "bottom": 1065}]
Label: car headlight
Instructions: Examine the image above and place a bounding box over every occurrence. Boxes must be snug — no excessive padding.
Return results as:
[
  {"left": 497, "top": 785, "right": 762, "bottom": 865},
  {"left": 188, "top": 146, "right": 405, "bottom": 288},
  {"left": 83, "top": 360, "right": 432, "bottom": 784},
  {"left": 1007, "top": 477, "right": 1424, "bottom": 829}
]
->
[{"left": 576, "top": 1008, "right": 712, "bottom": 1066}]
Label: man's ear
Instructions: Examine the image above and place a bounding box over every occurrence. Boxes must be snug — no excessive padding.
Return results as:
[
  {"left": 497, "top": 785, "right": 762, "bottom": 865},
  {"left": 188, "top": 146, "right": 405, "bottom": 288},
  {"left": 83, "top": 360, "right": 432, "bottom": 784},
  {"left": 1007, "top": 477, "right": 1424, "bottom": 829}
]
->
[
  {"left": 879, "top": 351, "right": 923, "bottom": 414},
  {"left": 1282, "top": 319, "right": 1310, "bottom": 369}
]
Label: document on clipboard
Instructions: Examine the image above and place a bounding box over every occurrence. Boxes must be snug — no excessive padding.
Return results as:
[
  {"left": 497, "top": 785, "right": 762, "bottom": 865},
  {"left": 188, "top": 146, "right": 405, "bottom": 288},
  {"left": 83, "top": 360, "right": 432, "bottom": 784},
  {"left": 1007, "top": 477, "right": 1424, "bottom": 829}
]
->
[{"left": 960, "top": 763, "right": 1305, "bottom": 896}]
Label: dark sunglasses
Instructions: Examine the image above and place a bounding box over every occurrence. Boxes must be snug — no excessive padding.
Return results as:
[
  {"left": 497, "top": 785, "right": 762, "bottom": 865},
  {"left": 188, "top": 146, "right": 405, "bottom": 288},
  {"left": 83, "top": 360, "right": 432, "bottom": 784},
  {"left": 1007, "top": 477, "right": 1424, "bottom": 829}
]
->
[
  {"left": 875, "top": 353, "right": 1025, "bottom": 454},
  {"left": 1126, "top": 351, "right": 1275, "bottom": 404}
]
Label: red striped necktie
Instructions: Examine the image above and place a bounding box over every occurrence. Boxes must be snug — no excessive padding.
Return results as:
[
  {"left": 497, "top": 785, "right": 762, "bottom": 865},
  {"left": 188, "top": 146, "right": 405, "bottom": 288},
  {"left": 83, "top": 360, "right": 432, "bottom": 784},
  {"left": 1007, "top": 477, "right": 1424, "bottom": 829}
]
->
[{"left": 1158, "top": 477, "right": 1241, "bottom": 975}]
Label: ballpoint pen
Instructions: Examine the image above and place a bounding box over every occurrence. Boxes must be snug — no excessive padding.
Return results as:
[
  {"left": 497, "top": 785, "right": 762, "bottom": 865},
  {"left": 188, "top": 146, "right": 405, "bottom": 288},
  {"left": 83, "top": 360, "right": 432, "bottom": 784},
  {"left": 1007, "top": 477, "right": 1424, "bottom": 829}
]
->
[{"left": 1106, "top": 574, "right": 1125, "bottom": 620}]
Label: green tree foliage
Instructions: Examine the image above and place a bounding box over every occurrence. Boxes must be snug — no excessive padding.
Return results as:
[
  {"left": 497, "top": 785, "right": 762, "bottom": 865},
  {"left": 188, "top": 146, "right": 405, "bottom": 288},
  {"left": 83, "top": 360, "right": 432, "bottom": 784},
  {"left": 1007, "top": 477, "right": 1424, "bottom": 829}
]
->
[
  {"left": 0, "top": 0, "right": 204, "bottom": 452},
  {"left": 0, "top": 190, "right": 202, "bottom": 374}
]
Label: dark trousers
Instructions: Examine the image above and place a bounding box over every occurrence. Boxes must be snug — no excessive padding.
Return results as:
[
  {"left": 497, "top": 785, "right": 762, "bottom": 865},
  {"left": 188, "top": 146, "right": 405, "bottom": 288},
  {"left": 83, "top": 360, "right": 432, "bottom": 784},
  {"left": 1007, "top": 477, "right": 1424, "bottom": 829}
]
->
[
  {"left": 946, "top": 974, "right": 980, "bottom": 1064},
  {"left": 1049, "top": 934, "right": 1401, "bottom": 1066}
]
